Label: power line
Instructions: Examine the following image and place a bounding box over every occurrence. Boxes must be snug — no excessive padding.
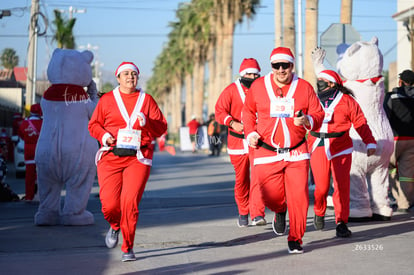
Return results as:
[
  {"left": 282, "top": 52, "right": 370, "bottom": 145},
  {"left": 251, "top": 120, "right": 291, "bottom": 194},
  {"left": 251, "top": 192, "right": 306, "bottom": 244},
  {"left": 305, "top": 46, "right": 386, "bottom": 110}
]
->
[{"left": 0, "top": 29, "right": 396, "bottom": 39}]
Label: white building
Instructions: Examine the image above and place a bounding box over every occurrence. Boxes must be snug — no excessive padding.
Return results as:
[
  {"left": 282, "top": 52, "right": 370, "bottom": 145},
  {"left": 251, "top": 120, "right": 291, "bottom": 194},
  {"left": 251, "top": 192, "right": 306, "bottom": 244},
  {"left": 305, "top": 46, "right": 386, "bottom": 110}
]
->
[{"left": 392, "top": 1, "right": 414, "bottom": 87}]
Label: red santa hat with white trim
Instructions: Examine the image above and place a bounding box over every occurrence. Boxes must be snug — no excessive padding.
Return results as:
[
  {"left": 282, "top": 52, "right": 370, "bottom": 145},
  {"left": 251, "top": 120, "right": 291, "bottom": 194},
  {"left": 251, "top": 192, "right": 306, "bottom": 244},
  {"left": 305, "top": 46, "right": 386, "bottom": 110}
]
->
[
  {"left": 239, "top": 58, "right": 261, "bottom": 76},
  {"left": 270, "top": 47, "right": 295, "bottom": 63},
  {"left": 115, "top": 62, "right": 140, "bottom": 76},
  {"left": 317, "top": 70, "right": 343, "bottom": 86},
  {"left": 30, "top": 103, "right": 42, "bottom": 116}
]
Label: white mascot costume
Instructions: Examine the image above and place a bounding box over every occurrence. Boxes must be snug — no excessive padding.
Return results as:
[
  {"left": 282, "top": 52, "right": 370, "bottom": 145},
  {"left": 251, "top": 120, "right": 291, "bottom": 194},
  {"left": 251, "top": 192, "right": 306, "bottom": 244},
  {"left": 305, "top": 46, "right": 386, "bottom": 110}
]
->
[
  {"left": 34, "top": 48, "right": 99, "bottom": 226},
  {"left": 313, "top": 37, "right": 394, "bottom": 221}
]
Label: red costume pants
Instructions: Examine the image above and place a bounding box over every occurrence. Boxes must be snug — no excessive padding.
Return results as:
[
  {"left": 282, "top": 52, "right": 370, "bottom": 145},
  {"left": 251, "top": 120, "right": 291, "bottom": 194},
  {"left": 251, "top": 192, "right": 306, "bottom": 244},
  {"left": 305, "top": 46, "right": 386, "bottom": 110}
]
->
[
  {"left": 97, "top": 153, "right": 150, "bottom": 253},
  {"left": 255, "top": 159, "right": 309, "bottom": 244},
  {"left": 24, "top": 163, "right": 36, "bottom": 200},
  {"left": 310, "top": 147, "right": 352, "bottom": 224},
  {"left": 24, "top": 144, "right": 37, "bottom": 200},
  {"left": 230, "top": 152, "right": 265, "bottom": 219}
]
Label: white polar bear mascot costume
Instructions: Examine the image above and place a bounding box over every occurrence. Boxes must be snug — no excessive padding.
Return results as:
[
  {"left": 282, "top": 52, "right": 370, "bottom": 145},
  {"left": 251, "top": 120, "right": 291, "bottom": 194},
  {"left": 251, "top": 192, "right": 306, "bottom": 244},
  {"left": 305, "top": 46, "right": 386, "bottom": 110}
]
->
[
  {"left": 313, "top": 37, "right": 394, "bottom": 221},
  {"left": 34, "top": 48, "right": 99, "bottom": 226}
]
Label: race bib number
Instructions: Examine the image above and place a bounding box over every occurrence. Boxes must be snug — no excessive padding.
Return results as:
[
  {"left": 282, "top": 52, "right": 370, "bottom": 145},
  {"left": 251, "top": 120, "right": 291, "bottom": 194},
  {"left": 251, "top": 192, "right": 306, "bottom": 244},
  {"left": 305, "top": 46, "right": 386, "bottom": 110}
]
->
[
  {"left": 270, "top": 98, "right": 294, "bottom": 118},
  {"left": 117, "top": 128, "right": 141, "bottom": 149},
  {"left": 323, "top": 109, "right": 333, "bottom": 123}
]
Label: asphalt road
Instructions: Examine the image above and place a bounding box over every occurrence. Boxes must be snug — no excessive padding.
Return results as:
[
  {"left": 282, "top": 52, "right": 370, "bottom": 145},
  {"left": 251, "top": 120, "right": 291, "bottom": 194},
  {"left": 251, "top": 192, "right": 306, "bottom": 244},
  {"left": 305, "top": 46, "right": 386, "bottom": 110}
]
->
[{"left": 0, "top": 151, "right": 413, "bottom": 275}]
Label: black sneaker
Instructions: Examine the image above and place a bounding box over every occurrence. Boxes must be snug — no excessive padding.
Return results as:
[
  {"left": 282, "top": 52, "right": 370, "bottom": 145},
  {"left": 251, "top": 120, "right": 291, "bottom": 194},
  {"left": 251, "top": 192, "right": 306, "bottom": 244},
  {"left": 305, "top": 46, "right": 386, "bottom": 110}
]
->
[
  {"left": 313, "top": 214, "right": 325, "bottom": 230},
  {"left": 252, "top": 216, "right": 267, "bottom": 226},
  {"left": 121, "top": 249, "right": 136, "bottom": 262},
  {"left": 288, "top": 240, "right": 304, "bottom": 254},
  {"left": 272, "top": 211, "right": 286, "bottom": 235},
  {"left": 336, "top": 222, "right": 352, "bottom": 238},
  {"left": 237, "top": 214, "right": 249, "bottom": 227},
  {"left": 105, "top": 227, "right": 120, "bottom": 248}
]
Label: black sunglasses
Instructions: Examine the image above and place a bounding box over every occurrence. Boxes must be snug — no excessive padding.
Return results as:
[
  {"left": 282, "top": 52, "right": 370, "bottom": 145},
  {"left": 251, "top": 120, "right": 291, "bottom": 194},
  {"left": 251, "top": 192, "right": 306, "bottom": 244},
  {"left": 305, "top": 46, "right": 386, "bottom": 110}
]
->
[{"left": 271, "top": 62, "right": 291, "bottom": 70}]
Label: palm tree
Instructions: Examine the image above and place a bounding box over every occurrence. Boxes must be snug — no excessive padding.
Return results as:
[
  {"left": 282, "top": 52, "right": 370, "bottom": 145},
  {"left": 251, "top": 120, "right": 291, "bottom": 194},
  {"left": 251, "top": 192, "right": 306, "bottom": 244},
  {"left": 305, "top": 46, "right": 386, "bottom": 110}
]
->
[
  {"left": 0, "top": 48, "right": 19, "bottom": 69},
  {"left": 147, "top": 0, "right": 261, "bottom": 132},
  {"left": 52, "top": 10, "right": 76, "bottom": 49},
  {"left": 211, "top": 0, "right": 260, "bottom": 115}
]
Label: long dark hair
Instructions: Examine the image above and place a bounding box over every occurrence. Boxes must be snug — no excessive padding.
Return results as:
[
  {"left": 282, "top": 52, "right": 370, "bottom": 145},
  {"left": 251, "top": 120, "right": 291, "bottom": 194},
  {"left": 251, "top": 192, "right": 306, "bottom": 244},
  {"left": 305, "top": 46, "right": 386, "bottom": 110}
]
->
[{"left": 335, "top": 83, "right": 354, "bottom": 97}]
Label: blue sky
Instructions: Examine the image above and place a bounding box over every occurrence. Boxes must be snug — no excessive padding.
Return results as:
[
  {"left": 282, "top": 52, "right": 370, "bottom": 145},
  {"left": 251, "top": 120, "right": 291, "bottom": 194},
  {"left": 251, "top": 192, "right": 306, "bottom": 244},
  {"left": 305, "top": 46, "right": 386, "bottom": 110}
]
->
[{"left": 0, "top": 0, "right": 397, "bottom": 85}]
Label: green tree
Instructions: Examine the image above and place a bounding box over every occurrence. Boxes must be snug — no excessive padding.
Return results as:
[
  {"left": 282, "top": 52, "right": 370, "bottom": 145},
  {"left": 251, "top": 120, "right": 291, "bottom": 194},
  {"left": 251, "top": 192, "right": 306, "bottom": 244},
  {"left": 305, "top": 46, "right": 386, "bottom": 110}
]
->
[
  {"left": 52, "top": 10, "right": 76, "bottom": 49},
  {"left": 146, "top": 0, "right": 260, "bottom": 132},
  {"left": 1, "top": 48, "right": 19, "bottom": 69},
  {"left": 98, "top": 82, "right": 115, "bottom": 97}
]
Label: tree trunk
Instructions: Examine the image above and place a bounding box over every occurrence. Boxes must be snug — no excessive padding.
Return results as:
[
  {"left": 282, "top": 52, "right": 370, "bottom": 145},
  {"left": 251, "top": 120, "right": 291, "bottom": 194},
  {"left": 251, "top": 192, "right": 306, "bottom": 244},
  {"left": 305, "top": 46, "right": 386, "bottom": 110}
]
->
[
  {"left": 207, "top": 44, "right": 217, "bottom": 116},
  {"left": 184, "top": 72, "right": 193, "bottom": 124},
  {"left": 340, "top": 0, "right": 352, "bottom": 24},
  {"left": 283, "top": 0, "right": 296, "bottom": 55},
  {"left": 304, "top": 0, "right": 319, "bottom": 88},
  {"left": 193, "top": 60, "right": 205, "bottom": 122},
  {"left": 274, "top": 0, "right": 283, "bottom": 47},
  {"left": 222, "top": 3, "right": 234, "bottom": 87},
  {"left": 174, "top": 80, "right": 182, "bottom": 131}
]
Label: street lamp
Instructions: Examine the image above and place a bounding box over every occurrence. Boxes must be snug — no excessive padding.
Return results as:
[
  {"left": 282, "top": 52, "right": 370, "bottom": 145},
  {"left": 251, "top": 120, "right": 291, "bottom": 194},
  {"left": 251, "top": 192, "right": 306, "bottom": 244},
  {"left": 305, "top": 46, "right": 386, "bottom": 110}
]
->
[{"left": 56, "top": 6, "right": 86, "bottom": 19}]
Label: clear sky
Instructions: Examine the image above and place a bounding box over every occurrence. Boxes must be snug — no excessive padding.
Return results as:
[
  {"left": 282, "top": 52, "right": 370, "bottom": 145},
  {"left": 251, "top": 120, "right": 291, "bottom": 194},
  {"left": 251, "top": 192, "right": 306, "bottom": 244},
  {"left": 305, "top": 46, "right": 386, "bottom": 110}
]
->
[{"left": 0, "top": 0, "right": 397, "bottom": 85}]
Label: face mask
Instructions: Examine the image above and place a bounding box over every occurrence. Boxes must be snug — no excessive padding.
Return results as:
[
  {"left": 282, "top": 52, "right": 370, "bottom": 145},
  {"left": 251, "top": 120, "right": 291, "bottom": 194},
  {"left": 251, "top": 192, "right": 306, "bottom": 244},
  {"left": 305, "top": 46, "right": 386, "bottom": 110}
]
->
[
  {"left": 240, "top": 77, "right": 256, "bottom": 88},
  {"left": 317, "top": 80, "right": 330, "bottom": 92}
]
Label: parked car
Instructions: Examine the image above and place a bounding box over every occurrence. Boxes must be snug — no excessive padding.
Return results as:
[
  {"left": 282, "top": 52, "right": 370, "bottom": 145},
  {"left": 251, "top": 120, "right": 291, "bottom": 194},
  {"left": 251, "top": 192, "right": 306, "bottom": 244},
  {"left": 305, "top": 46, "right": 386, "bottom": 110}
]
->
[{"left": 11, "top": 136, "right": 25, "bottom": 178}]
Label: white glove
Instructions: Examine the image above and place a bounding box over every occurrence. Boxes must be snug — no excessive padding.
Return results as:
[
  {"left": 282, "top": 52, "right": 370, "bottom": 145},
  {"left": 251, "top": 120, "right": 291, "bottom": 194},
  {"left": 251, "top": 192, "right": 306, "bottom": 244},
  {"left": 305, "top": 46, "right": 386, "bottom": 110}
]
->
[{"left": 311, "top": 47, "right": 326, "bottom": 75}]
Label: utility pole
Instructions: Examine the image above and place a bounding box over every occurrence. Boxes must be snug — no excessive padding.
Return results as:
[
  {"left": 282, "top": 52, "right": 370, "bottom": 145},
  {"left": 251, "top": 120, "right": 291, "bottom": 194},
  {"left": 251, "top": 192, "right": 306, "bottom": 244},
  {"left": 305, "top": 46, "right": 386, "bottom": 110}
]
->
[
  {"left": 25, "top": 0, "right": 39, "bottom": 115},
  {"left": 297, "top": 0, "right": 303, "bottom": 77}
]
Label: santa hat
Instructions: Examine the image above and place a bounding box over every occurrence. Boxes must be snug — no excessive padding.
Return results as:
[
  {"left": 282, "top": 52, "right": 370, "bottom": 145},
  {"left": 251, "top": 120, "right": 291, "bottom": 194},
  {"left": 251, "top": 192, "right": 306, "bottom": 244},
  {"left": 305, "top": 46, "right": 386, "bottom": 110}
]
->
[
  {"left": 270, "top": 47, "right": 295, "bottom": 63},
  {"left": 13, "top": 113, "right": 22, "bottom": 119},
  {"left": 317, "top": 70, "right": 343, "bottom": 86},
  {"left": 115, "top": 62, "right": 140, "bottom": 76},
  {"left": 30, "top": 103, "right": 42, "bottom": 116},
  {"left": 239, "top": 58, "right": 261, "bottom": 76}
]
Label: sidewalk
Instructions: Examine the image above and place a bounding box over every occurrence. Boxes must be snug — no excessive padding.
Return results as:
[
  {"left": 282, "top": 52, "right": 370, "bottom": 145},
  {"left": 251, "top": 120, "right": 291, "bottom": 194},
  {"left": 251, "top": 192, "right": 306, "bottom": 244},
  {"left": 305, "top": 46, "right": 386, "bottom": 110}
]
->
[{"left": 0, "top": 151, "right": 413, "bottom": 275}]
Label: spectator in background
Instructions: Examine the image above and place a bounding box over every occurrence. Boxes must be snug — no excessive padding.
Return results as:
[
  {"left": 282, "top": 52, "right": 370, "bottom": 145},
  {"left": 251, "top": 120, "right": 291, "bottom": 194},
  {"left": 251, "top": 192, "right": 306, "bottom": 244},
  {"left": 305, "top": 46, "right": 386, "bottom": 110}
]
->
[
  {"left": 18, "top": 104, "right": 43, "bottom": 201},
  {"left": 207, "top": 113, "right": 222, "bottom": 156},
  {"left": 187, "top": 115, "right": 201, "bottom": 153},
  {"left": 384, "top": 69, "right": 414, "bottom": 212},
  {"left": 12, "top": 113, "right": 24, "bottom": 136}
]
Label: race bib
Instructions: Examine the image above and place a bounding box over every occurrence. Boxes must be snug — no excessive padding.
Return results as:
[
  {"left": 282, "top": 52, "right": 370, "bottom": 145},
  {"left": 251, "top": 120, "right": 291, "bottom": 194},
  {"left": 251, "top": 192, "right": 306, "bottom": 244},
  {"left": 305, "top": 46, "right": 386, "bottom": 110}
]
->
[
  {"left": 116, "top": 128, "right": 141, "bottom": 149},
  {"left": 270, "top": 98, "right": 294, "bottom": 118},
  {"left": 323, "top": 109, "right": 333, "bottom": 123}
]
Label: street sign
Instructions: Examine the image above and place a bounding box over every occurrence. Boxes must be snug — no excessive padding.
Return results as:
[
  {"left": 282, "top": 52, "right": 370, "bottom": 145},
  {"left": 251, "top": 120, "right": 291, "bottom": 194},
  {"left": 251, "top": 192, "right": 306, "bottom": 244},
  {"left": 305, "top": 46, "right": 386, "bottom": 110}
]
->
[{"left": 320, "top": 23, "right": 361, "bottom": 67}]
